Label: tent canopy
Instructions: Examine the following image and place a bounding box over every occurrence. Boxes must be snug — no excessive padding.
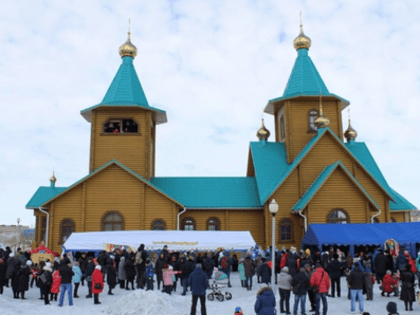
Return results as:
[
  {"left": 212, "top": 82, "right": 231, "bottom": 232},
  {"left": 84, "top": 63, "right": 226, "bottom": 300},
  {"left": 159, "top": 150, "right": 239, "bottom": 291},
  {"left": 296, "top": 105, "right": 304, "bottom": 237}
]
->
[
  {"left": 302, "top": 222, "right": 420, "bottom": 257},
  {"left": 62, "top": 230, "right": 256, "bottom": 254}
]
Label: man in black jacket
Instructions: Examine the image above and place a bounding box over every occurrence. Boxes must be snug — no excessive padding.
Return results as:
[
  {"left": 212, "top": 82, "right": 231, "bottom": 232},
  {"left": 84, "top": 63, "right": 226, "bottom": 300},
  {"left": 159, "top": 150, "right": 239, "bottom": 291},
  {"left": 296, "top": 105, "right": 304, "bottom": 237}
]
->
[
  {"left": 85, "top": 257, "right": 95, "bottom": 298},
  {"left": 327, "top": 254, "right": 343, "bottom": 297},
  {"left": 374, "top": 249, "right": 387, "bottom": 284},
  {"left": 347, "top": 263, "right": 365, "bottom": 314},
  {"left": 181, "top": 256, "right": 196, "bottom": 295},
  {"left": 135, "top": 244, "right": 148, "bottom": 289},
  {"left": 58, "top": 258, "right": 75, "bottom": 306},
  {"left": 291, "top": 267, "right": 310, "bottom": 315}
]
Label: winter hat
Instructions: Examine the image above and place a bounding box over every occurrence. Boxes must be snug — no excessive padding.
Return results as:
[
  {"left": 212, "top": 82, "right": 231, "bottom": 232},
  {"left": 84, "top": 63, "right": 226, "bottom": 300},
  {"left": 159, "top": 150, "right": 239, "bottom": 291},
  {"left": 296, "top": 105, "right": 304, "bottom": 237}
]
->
[
  {"left": 110, "top": 255, "right": 115, "bottom": 259},
  {"left": 404, "top": 251, "right": 409, "bottom": 257},
  {"left": 120, "top": 256, "right": 125, "bottom": 261},
  {"left": 196, "top": 263, "right": 202, "bottom": 269},
  {"left": 234, "top": 306, "right": 243, "bottom": 314},
  {"left": 386, "top": 270, "right": 392, "bottom": 275},
  {"left": 386, "top": 301, "right": 398, "bottom": 314},
  {"left": 45, "top": 262, "right": 51, "bottom": 268},
  {"left": 10, "top": 253, "right": 14, "bottom": 258},
  {"left": 95, "top": 265, "right": 102, "bottom": 270},
  {"left": 26, "top": 260, "right": 33, "bottom": 266},
  {"left": 74, "top": 261, "right": 79, "bottom": 266},
  {"left": 282, "top": 266, "right": 289, "bottom": 273}
]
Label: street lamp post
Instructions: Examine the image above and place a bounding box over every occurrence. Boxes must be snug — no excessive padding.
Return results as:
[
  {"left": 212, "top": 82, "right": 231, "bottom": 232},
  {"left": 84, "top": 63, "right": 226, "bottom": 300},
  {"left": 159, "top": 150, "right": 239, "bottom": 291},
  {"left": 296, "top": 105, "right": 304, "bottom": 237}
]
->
[
  {"left": 17, "top": 218, "right": 20, "bottom": 249},
  {"left": 269, "top": 199, "right": 278, "bottom": 287}
]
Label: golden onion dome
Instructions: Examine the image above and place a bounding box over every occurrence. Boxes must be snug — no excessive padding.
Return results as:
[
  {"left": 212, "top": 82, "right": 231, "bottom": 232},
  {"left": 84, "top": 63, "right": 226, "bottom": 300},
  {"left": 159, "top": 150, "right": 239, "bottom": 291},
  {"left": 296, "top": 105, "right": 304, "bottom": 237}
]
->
[
  {"left": 293, "top": 13, "right": 311, "bottom": 50},
  {"left": 314, "top": 113, "right": 330, "bottom": 128},
  {"left": 119, "top": 31, "right": 137, "bottom": 59},
  {"left": 257, "top": 119, "right": 270, "bottom": 141},
  {"left": 344, "top": 120, "right": 358, "bottom": 142},
  {"left": 50, "top": 172, "right": 57, "bottom": 183}
]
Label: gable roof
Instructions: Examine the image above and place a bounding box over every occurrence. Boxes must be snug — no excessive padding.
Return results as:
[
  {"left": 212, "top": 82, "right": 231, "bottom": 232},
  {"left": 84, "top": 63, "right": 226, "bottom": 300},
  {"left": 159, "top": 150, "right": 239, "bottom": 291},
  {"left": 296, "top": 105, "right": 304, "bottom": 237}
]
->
[
  {"left": 292, "top": 161, "right": 380, "bottom": 212},
  {"left": 26, "top": 160, "right": 183, "bottom": 209},
  {"left": 151, "top": 177, "right": 262, "bottom": 209},
  {"left": 250, "top": 127, "right": 394, "bottom": 205},
  {"left": 264, "top": 49, "right": 349, "bottom": 115},
  {"left": 345, "top": 142, "right": 417, "bottom": 211},
  {"left": 81, "top": 56, "right": 167, "bottom": 124}
]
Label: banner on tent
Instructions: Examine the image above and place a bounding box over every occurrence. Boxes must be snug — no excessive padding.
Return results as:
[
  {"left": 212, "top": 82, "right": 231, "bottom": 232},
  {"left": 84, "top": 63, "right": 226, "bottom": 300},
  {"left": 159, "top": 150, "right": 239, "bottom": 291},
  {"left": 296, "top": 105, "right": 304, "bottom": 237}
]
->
[
  {"left": 104, "top": 244, "right": 134, "bottom": 252},
  {"left": 153, "top": 241, "right": 198, "bottom": 246}
]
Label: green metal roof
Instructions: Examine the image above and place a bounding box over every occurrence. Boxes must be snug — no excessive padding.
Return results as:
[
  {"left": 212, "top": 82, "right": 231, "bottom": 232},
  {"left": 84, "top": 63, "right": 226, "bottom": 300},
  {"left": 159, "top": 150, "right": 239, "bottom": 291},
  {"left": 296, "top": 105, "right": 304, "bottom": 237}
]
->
[
  {"left": 26, "top": 186, "right": 67, "bottom": 209},
  {"left": 150, "top": 177, "right": 262, "bottom": 209},
  {"left": 292, "top": 161, "right": 380, "bottom": 212},
  {"left": 26, "top": 160, "right": 183, "bottom": 209},
  {"left": 264, "top": 49, "right": 349, "bottom": 115},
  {"left": 345, "top": 142, "right": 417, "bottom": 211},
  {"left": 80, "top": 56, "right": 167, "bottom": 124}
]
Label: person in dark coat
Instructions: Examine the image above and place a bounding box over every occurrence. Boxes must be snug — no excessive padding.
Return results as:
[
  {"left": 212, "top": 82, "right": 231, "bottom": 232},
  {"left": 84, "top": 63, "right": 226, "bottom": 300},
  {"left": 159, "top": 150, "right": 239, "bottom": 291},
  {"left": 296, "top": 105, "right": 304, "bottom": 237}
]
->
[
  {"left": 78, "top": 252, "right": 88, "bottom": 286},
  {"left": 286, "top": 247, "right": 299, "bottom": 277},
  {"left": 6, "top": 253, "right": 17, "bottom": 283},
  {"left": 38, "top": 262, "right": 53, "bottom": 305},
  {"left": 232, "top": 254, "right": 239, "bottom": 272},
  {"left": 106, "top": 255, "right": 117, "bottom": 295},
  {"left": 202, "top": 254, "right": 214, "bottom": 280},
  {"left": 155, "top": 253, "right": 166, "bottom": 290},
  {"left": 188, "top": 264, "right": 209, "bottom": 315},
  {"left": 135, "top": 244, "right": 148, "bottom": 289},
  {"left": 395, "top": 251, "right": 407, "bottom": 272},
  {"left": 11, "top": 260, "right": 21, "bottom": 298},
  {"left": 254, "top": 286, "right": 276, "bottom": 315},
  {"left": 124, "top": 254, "right": 136, "bottom": 290},
  {"left": 85, "top": 257, "right": 95, "bottom": 298},
  {"left": 259, "top": 258, "right": 271, "bottom": 285},
  {"left": 385, "top": 250, "right": 395, "bottom": 273},
  {"left": 0, "top": 258, "right": 6, "bottom": 294},
  {"left": 181, "top": 255, "right": 195, "bottom": 295},
  {"left": 347, "top": 263, "right": 365, "bottom": 314},
  {"left": 327, "top": 253, "right": 342, "bottom": 298},
  {"left": 97, "top": 251, "right": 107, "bottom": 277},
  {"left": 18, "top": 260, "right": 32, "bottom": 299},
  {"left": 291, "top": 267, "right": 310, "bottom": 315},
  {"left": 386, "top": 301, "right": 399, "bottom": 315},
  {"left": 243, "top": 255, "right": 255, "bottom": 290},
  {"left": 400, "top": 264, "right": 415, "bottom": 311},
  {"left": 374, "top": 249, "right": 387, "bottom": 284}
]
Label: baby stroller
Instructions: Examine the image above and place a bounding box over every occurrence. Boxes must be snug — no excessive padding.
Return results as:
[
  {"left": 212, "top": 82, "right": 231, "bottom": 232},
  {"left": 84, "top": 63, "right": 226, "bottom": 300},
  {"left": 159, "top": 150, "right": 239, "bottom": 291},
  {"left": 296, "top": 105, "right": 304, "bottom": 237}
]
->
[{"left": 207, "top": 270, "right": 232, "bottom": 302}]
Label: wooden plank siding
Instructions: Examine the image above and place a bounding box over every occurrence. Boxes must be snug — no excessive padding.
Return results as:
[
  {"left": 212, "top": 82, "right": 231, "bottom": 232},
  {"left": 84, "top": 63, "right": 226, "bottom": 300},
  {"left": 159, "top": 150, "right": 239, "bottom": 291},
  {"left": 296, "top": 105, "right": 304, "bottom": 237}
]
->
[
  {"left": 90, "top": 109, "right": 153, "bottom": 180},
  {"left": 390, "top": 212, "right": 405, "bottom": 222},
  {"left": 285, "top": 100, "right": 342, "bottom": 162},
  {"left": 267, "top": 170, "right": 305, "bottom": 250},
  {"left": 306, "top": 169, "right": 370, "bottom": 224},
  {"left": 299, "top": 132, "right": 389, "bottom": 221},
  {"left": 144, "top": 186, "right": 178, "bottom": 230}
]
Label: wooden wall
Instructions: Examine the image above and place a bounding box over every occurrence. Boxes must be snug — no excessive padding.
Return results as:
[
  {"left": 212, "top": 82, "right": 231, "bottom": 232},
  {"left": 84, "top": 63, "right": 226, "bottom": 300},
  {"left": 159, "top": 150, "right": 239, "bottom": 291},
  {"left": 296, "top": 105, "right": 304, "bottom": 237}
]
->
[{"left": 89, "top": 109, "right": 154, "bottom": 180}]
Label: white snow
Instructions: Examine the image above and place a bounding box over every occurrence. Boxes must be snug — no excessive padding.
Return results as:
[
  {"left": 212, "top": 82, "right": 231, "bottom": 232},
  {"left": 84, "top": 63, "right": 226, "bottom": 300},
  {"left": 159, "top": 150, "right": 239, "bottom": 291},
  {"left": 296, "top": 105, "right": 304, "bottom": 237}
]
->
[{"left": 0, "top": 273, "right": 417, "bottom": 315}]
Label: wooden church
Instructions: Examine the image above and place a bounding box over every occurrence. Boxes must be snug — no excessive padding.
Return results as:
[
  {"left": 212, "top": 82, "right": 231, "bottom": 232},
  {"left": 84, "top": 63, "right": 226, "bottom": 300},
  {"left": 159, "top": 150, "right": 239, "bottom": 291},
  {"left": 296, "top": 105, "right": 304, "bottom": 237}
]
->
[{"left": 26, "top": 25, "right": 416, "bottom": 254}]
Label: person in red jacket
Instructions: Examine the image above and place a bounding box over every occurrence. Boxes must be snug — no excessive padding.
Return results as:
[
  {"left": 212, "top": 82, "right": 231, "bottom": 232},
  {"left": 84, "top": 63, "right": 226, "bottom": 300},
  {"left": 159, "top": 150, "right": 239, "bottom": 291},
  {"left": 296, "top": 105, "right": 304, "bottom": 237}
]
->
[
  {"left": 92, "top": 265, "right": 104, "bottom": 305},
  {"left": 381, "top": 270, "right": 397, "bottom": 297},
  {"left": 310, "top": 263, "right": 330, "bottom": 315},
  {"left": 50, "top": 269, "right": 61, "bottom": 301}
]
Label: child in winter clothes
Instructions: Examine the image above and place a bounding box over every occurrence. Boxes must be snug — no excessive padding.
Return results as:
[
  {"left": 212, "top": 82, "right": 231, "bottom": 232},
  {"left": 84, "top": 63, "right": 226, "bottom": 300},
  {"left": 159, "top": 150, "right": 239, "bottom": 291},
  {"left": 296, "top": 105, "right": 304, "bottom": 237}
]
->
[
  {"left": 238, "top": 259, "right": 246, "bottom": 287},
  {"left": 381, "top": 270, "right": 397, "bottom": 297},
  {"left": 392, "top": 271, "right": 400, "bottom": 297},
  {"left": 50, "top": 268, "right": 61, "bottom": 301},
  {"left": 162, "top": 264, "right": 181, "bottom": 295},
  {"left": 145, "top": 260, "right": 154, "bottom": 291},
  {"left": 234, "top": 306, "right": 244, "bottom": 314}
]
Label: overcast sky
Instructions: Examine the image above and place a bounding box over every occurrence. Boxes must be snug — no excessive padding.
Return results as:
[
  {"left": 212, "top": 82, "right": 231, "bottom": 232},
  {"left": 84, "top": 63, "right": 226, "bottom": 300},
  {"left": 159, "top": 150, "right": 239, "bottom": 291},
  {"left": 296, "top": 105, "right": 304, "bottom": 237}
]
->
[{"left": 1, "top": 0, "right": 419, "bottom": 227}]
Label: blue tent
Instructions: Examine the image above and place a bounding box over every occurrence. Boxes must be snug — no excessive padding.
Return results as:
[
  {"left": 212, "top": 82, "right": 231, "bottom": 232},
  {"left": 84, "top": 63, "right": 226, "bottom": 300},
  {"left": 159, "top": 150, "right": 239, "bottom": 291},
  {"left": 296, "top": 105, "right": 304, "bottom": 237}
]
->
[{"left": 301, "top": 222, "right": 420, "bottom": 257}]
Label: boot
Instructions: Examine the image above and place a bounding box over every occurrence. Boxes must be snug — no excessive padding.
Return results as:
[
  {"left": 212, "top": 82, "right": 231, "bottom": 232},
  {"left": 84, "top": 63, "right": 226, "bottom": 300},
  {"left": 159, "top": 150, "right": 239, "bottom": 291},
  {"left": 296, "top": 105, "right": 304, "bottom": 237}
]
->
[
  {"left": 108, "top": 288, "right": 114, "bottom": 295},
  {"left": 94, "top": 294, "right": 101, "bottom": 304}
]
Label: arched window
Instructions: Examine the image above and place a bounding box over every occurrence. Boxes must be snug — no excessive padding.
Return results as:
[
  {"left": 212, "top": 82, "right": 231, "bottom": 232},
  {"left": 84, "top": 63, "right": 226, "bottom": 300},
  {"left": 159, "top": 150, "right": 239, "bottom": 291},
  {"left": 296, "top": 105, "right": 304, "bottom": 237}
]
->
[
  {"left": 103, "top": 118, "right": 139, "bottom": 134},
  {"left": 40, "top": 217, "right": 47, "bottom": 243},
  {"left": 373, "top": 217, "right": 380, "bottom": 223},
  {"left": 60, "top": 219, "right": 75, "bottom": 243},
  {"left": 151, "top": 219, "right": 166, "bottom": 230},
  {"left": 207, "top": 217, "right": 220, "bottom": 231},
  {"left": 279, "top": 219, "right": 293, "bottom": 242},
  {"left": 182, "top": 217, "right": 196, "bottom": 230},
  {"left": 308, "top": 109, "right": 318, "bottom": 132},
  {"left": 102, "top": 211, "right": 124, "bottom": 231},
  {"left": 327, "top": 209, "right": 350, "bottom": 224}
]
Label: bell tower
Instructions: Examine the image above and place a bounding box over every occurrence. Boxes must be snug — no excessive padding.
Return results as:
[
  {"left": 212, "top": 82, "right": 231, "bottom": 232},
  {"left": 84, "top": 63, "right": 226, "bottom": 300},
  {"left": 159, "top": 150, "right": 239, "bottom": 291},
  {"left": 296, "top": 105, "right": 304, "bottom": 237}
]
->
[
  {"left": 80, "top": 28, "right": 167, "bottom": 180},
  {"left": 264, "top": 15, "right": 349, "bottom": 163}
]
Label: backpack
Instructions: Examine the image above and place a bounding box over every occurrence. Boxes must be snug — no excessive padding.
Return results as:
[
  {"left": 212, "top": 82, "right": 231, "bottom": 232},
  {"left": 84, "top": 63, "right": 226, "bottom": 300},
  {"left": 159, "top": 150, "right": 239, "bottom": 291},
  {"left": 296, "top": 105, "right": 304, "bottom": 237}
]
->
[
  {"left": 221, "top": 257, "right": 228, "bottom": 269},
  {"left": 40, "top": 272, "right": 52, "bottom": 286}
]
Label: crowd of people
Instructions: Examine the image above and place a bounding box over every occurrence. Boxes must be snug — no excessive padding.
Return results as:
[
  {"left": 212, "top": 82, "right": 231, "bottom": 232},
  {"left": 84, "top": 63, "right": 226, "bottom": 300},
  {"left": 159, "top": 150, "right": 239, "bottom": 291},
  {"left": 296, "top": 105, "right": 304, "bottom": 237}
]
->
[{"left": 0, "top": 244, "right": 419, "bottom": 315}]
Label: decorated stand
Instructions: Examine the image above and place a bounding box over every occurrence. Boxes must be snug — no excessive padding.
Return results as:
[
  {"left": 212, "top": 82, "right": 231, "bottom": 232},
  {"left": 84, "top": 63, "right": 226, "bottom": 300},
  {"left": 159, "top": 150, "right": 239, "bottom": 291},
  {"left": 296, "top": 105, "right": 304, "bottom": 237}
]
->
[{"left": 30, "top": 243, "right": 60, "bottom": 264}]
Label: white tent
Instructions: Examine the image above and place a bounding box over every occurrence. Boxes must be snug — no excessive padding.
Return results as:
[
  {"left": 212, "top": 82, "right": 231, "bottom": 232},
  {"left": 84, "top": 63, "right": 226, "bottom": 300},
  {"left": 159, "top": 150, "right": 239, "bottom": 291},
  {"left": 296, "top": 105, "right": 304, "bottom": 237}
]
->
[{"left": 62, "top": 230, "right": 256, "bottom": 253}]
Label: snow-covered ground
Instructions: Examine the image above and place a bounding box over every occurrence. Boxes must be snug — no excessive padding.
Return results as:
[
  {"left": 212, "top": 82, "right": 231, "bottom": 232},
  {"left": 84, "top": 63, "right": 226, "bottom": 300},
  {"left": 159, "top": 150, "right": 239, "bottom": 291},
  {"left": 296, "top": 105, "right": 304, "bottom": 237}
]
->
[{"left": 0, "top": 272, "right": 417, "bottom": 315}]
